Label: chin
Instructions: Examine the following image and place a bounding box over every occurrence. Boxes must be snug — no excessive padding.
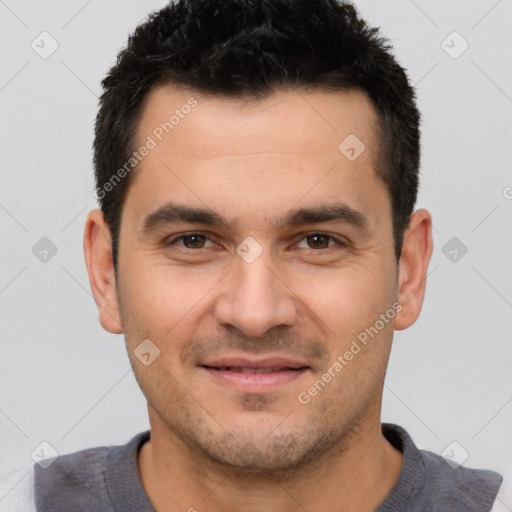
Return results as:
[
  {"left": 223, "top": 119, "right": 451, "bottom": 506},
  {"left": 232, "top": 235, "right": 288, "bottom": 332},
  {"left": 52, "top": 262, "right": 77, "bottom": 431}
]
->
[{"left": 185, "top": 422, "right": 342, "bottom": 475}]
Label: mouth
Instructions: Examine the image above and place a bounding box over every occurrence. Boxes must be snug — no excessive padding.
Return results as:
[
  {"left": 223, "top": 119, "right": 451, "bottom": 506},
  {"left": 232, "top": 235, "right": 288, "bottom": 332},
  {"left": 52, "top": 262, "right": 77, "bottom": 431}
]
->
[
  {"left": 202, "top": 365, "right": 306, "bottom": 373},
  {"left": 199, "top": 357, "right": 311, "bottom": 392}
]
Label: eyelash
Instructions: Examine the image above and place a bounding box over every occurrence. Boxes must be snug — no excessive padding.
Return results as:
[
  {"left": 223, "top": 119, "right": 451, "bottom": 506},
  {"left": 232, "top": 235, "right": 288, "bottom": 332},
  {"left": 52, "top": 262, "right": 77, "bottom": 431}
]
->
[{"left": 165, "top": 232, "right": 347, "bottom": 253}]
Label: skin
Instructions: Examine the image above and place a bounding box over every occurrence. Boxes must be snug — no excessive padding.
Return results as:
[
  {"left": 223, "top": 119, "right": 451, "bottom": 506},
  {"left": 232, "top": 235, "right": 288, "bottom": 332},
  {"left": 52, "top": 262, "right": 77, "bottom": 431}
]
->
[{"left": 84, "top": 85, "right": 433, "bottom": 512}]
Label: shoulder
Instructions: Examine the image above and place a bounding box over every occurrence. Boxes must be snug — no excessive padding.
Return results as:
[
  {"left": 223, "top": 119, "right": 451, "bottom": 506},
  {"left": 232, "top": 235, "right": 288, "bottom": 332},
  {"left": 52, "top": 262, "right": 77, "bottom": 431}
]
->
[
  {"left": 31, "top": 431, "right": 150, "bottom": 512},
  {"left": 0, "top": 466, "right": 36, "bottom": 512},
  {"left": 420, "top": 449, "right": 503, "bottom": 509},
  {"left": 490, "top": 470, "right": 512, "bottom": 512},
  {"left": 33, "top": 443, "right": 112, "bottom": 511},
  {"left": 383, "top": 424, "right": 505, "bottom": 511},
  {"left": 0, "top": 443, "right": 124, "bottom": 512},
  {"left": 0, "top": 446, "right": 111, "bottom": 512}
]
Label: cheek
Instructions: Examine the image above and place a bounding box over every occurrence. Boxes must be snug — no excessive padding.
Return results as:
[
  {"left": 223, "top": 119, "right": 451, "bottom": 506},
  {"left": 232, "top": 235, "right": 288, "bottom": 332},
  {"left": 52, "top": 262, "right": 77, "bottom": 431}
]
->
[
  {"left": 118, "top": 258, "right": 221, "bottom": 345},
  {"left": 295, "top": 263, "right": 391, "bottom": 338},
  {"left": 119, "top": 245, "right": 396, "bottom": 349}
]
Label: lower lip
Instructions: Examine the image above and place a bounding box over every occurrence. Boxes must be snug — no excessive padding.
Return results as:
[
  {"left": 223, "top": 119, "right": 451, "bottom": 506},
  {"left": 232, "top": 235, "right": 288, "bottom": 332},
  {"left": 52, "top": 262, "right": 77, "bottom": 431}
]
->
[{"left": 200, "top": 367, "right": 309, "bottom": 393}]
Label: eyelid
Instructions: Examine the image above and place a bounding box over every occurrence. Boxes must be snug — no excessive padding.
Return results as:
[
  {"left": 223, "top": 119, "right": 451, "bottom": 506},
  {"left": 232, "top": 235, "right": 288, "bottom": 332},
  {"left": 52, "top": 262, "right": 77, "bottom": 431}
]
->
[
  {"left": 165, "top": 231, "right": 218, "bottom": 248},
  {"left": 293, "top": 232, "right": 347, "bottom": 250},
  {"left": 165, "top": 231, "right": 348, "bottom": 251}
]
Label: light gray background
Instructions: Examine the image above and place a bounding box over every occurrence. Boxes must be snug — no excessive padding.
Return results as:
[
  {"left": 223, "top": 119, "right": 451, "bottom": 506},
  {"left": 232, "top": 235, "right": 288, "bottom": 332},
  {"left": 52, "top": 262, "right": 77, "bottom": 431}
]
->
[{"left": 1, "top": 0, "right": 511, "bottom": 485}]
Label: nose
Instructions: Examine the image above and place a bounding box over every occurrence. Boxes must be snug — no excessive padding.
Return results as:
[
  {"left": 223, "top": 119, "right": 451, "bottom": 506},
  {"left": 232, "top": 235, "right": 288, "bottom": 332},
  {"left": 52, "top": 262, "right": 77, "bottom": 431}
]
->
[{"left": 214, "top": 249, "right": 298, "bottom": 338}]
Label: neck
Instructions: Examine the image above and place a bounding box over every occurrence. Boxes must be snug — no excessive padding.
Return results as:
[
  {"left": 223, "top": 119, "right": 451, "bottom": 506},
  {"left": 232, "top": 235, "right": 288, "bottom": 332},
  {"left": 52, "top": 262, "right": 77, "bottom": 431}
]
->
[{"left": 138, "top": 411, "right": 403, "bottom": 512}]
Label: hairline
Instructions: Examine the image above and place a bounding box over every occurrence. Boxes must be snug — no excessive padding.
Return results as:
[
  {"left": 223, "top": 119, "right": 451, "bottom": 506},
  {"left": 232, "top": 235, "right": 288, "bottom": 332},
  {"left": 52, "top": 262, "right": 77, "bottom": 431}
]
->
[{"left": 111, "top": 80, "right": 398, "bottom": 274}]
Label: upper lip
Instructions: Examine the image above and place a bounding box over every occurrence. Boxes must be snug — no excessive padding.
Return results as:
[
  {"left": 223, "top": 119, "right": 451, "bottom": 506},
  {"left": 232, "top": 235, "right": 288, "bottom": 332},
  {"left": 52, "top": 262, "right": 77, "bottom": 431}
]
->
[{"left": 199, "top": 356, "right": 310, "bottom": 369}]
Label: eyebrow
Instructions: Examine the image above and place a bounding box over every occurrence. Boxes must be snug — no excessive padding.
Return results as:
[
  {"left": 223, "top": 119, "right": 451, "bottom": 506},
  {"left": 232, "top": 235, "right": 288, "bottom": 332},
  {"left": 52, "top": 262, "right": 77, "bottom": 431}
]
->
[{"left": 142, "top": 201, "right": 371, "bottom": 234}]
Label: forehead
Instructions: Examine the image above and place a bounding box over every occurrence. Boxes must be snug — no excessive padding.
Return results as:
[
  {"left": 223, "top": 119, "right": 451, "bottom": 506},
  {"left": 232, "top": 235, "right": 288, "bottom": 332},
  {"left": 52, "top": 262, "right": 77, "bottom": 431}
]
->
[
  {"left": 122, "top": 84, "right": 389, "bottom": 235},
  {"left": 134, "top": 84, "right": 380, "bottom": 162}
]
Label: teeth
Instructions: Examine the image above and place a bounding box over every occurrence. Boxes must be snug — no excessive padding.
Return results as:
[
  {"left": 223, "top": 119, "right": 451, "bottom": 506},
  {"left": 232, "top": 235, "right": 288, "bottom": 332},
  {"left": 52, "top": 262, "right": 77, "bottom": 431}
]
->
[
  {"left": 224, "top": 366, "right": 287, "bottom": 373},
  {"left": 255, "top": 368, "right": 273, "bottom": 374},
  {"left": 210, "top": 366, "right": 299, "bottom": 373}
]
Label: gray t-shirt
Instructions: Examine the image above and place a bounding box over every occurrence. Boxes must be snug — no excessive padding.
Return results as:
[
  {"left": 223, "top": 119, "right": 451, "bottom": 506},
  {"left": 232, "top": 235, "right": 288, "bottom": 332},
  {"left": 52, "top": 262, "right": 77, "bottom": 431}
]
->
[{"left": 32, "top": 423, "right": 503, "bottom": 511}]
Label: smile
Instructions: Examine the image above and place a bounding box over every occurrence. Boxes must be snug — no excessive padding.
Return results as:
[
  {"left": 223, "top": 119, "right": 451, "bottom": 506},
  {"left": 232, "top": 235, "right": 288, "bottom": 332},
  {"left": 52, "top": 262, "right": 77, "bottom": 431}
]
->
[{"left": 199, "top": 364, "right": 310, "bottom": 393}]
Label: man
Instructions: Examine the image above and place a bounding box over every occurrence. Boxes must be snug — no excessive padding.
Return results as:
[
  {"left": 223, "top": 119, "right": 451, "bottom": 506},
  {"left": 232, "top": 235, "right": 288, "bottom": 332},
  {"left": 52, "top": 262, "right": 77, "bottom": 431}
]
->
[{"left": 1, "top": 0, "right": 509, "bottom": 510}]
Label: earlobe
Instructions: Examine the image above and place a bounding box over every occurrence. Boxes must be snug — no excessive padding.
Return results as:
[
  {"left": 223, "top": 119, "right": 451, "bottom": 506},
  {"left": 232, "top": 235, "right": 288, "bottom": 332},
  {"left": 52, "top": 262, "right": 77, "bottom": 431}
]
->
[
  {"left": 83, "top": 209, "right": 123, "bottom": 334},
  {"left": 394, "top": 209, "right": 433, "bottom": 331}
]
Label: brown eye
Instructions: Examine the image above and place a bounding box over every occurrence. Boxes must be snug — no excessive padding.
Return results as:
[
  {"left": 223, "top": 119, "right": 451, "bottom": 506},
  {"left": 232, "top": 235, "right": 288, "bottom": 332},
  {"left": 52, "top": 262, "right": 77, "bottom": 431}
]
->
[
  {"left": 181, "top": 234, "right": 207, "bottom": 248},
  {"left": 293, "top": 233, "right": 347, "bottom": 254},
  {"left": 166, "top": 232, "right": 216, "bottom": 249},
  {"left": 305, "top": 234, "right": 331, "bottom": 249}
]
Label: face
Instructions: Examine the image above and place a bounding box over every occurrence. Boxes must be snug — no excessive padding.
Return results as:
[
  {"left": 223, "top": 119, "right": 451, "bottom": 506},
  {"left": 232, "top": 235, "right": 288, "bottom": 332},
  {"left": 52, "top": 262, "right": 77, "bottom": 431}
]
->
[{"left": 110, "top": 86, "right": 404, "bottom": 472}]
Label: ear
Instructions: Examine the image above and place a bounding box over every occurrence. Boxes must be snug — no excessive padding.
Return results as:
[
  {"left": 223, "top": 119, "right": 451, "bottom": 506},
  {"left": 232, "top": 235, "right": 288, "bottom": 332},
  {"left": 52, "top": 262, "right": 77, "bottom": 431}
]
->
[
  {"left": 394, "top": 208, "right": 433, "bottom": 330},
  {"left": 83, "top": 209, "right": 123, "bottom": 334}
]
